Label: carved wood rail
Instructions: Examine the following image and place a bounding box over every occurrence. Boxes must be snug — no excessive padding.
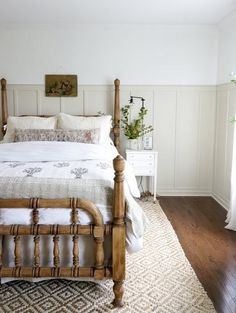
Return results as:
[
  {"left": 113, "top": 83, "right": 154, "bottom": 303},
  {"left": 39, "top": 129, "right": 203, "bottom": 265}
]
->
[{"left": 0, "top": 198, "right": 109, "bottom": 280}]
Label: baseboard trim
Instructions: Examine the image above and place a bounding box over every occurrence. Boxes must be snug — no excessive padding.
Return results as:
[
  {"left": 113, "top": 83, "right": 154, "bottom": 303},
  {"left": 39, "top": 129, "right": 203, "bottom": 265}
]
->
[
  {"left": 212, "top": 193, "right": 230, "bottom": 211},
  {"left": 157, "top": 190, "right": 212, "bottom": 196}
]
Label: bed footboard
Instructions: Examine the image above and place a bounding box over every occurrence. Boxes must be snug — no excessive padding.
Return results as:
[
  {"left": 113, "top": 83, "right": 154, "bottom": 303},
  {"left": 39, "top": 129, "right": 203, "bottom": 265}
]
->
[
  {"left": 0, "top": 155, "right": 126, "bottom": 308},
  {"left": 0, "top": 198, "right": 110, "bottom": 280}
]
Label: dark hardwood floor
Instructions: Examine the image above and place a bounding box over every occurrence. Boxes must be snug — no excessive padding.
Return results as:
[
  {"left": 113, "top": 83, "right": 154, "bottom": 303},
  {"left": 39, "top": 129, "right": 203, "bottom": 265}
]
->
[{"left": 160, "top": 196, "right": 236, "bottom": 313}]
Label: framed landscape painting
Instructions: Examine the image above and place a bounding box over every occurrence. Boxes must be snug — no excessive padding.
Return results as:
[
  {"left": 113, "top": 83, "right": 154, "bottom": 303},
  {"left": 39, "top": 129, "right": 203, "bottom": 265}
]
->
[{"left": 45, "top": 74, "right": 78, "bottom": 97}]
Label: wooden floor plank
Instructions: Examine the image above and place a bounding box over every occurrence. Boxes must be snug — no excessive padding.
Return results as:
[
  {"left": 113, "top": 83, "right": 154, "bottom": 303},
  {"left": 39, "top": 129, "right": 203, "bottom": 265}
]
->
[{"left": 160, "top": 196, "right": 236, "bottom": 313}]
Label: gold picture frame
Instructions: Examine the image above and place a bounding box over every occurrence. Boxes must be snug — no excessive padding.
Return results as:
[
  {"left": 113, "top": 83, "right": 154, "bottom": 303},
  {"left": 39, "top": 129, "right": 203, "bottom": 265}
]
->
[{"left": 45, "top": 74, "right": 77, "bottom": 97}]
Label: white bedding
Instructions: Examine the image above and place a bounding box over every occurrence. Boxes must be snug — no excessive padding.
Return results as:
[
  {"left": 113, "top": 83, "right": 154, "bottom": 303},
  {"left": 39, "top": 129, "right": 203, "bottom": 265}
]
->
[{"left": 0, "top": 142, "right": 148, "bottom": 282}]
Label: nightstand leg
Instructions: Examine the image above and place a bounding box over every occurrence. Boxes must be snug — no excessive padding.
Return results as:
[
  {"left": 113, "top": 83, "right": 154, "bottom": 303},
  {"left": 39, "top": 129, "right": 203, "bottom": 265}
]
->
[
  {"left": 153, "top": 156, "right": 158, "bottom": 203},
  {"left": 153, "top": 176, "right": 157, "bottom": 203}
]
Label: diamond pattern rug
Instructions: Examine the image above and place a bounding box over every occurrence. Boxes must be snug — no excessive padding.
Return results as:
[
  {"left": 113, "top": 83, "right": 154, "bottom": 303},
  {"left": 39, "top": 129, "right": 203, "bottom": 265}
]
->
[{"left": 0, "top": 200, "right": 215, "bottom": 313}]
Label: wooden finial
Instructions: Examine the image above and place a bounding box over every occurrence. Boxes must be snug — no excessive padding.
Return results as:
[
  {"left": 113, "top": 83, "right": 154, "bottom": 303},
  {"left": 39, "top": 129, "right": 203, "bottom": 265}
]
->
[
  {"left": 114, "top": 79, "right": 120, "bottom": 87},
  {"left": 113, "top": 155, "right": 125, "bottom": 174},
  {"left": 1, "top": 78, "right": 6, "bottom": 89}
]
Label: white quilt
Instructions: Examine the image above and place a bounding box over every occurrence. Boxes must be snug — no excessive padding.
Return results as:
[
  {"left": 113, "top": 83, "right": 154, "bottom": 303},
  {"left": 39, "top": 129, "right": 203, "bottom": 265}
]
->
[
  {"left": 0, "top": 142, "right": 148, "bottom": 235},
  {"left": 0, "top": 142, "right": 149, "bottom": 282}
]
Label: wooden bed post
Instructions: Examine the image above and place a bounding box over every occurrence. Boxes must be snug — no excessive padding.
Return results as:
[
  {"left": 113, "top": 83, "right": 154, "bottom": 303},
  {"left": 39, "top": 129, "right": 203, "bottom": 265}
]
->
[
  {"left": 112, "top": 155, "right": 125, "bottom": 307},
  {"left": 113, "top": 79, "right": 120, "bottom": 152},
  {"left": 1, "top": 78, "right": 8, "bottom": 135}
]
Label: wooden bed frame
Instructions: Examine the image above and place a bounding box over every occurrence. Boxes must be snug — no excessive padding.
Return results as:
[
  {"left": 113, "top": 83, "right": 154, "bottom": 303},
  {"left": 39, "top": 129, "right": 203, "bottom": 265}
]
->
[{"left": 0, "top": 78, "right": 125, "bottom": 308}]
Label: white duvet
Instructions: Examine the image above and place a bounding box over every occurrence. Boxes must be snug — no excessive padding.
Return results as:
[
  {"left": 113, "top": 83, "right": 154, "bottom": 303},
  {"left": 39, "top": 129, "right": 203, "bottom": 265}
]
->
[
  {"left": 0, "top": 141, "right": 140, "bottom": 198},
  {"left": 0, "top": 142, "right": 147, "bottom": 234},
  {"left": 0, "top": 142, "right": 148, "bottom": 282}
]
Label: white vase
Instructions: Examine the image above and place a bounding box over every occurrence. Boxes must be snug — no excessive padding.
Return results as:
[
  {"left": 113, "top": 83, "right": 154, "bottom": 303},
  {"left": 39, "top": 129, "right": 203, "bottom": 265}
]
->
[{"left": 126, "top": 138, "right": 142, "bottom": 150}]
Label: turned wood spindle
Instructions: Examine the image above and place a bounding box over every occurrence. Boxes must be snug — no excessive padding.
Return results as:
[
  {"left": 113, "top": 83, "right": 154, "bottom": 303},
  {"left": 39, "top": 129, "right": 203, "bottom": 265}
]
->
[
  {"left": 71, "top": 198, "right": 79, "bottom": 224},
  {"left": 72, "top": 235, "right": 79, "bottom": 267},
  {"left": 71, "top": 199, "right": 79, "bottom": 273},
  {"left": 93, "top": 225, "right": 105, "bottom": 280},
  {"left": 14, "top": 236, "right": 21, "bottom": 267},
  {"left": 32, "top": 198, "right": 39, "bottom": 225},
  {"left": 53, "top": 235, "right": 60, "bottom": 267},
  {"left": 32, "top": 208, "right": 39, "bottom": 225},
  {"left": 34, "top": 236, "right": 40, "bottom": 267},
  {"left": 95, "top": 238, "right": 104, "bottom": 269}
]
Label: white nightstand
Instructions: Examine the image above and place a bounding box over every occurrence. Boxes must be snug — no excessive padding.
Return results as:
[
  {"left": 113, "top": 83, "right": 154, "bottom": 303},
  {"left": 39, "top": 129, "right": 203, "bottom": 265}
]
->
[{"left": 126, "top": 149, "right": 158, "bottom": 203}]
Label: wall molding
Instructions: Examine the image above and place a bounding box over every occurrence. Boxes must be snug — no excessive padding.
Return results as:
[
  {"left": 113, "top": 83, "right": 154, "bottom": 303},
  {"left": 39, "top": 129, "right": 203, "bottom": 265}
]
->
[
  {"left": 212, "top": 83, "right": 236, "bottom": 211},
  {"left": 2, "top": 83, "right": 229, "bottom": 202},
  {"left": 158, "top": 190, "right": 212, "bottom": 196}
]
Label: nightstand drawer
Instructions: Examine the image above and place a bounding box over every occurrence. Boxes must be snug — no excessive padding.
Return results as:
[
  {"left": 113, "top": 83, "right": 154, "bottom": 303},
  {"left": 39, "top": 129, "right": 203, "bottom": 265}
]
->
[
  {"left": 133, "top": 167, "right": 154, "bottom": 176},
  {"left": 127, "top": 153, "right": 154, "bottom": 162},
  {"left": 129, "top": 160, "right": 154, "bottom": 168}
]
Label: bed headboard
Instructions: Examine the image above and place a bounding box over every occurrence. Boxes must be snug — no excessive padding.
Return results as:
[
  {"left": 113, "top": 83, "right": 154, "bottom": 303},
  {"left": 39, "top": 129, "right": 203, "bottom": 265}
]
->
[{"left": 0, "top": 78, "right": 121, "bottom": 151}]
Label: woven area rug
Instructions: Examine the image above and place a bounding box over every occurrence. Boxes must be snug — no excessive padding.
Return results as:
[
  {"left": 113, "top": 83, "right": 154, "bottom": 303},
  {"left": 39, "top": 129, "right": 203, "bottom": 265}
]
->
[{"left": 0, "top": 200, "right": 216, "bottom": 313}]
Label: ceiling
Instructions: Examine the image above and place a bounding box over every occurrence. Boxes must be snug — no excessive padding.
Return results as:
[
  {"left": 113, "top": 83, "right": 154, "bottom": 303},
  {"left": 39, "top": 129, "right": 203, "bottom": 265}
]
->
[{"left": 0, "top": 0, "right": 236, "bottom": 25}]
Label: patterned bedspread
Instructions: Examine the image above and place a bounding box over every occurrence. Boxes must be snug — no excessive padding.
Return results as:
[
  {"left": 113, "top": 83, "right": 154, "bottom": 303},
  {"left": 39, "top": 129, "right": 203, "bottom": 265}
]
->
[{"left": 0, "top": 141, "right": 148, "bottom": 238}]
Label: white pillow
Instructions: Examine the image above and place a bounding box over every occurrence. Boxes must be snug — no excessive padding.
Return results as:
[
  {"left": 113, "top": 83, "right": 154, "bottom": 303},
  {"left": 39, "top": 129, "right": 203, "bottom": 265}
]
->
[
  {"left": 57, "top": 113, "right": 112, "bottom": 145},
  {"left": 3, "top": 116, "right": 57, "bottom": 143}
]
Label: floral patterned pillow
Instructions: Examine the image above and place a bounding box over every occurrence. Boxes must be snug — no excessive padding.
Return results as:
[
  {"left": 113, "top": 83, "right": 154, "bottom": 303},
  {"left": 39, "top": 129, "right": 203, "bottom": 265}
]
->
[{"left": 14, "top": 129, "right": 100, "bottom": 144}]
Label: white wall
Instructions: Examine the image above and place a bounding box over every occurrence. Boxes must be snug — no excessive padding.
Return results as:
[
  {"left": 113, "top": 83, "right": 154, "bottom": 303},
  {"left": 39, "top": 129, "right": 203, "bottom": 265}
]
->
[
  {"left": 0, "top": 24, "right": 218, "bottom": 85},
  {"left": 217, "top": 12, "right": 236, "bottom": 84}
]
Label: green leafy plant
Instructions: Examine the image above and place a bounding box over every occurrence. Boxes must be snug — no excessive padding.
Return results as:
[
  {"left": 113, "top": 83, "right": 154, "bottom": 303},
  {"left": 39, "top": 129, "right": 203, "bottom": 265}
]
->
[
  {"left": 121, "top": 105, "right": 153, "bottom": 139},
  {"left": 231, "top": 76, "right": 236, "bottom": 84}
]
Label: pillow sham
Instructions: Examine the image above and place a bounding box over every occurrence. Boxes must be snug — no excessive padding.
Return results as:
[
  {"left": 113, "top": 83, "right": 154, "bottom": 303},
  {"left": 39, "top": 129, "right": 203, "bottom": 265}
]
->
[
  {"left": 3, "top": 116, "right": 57, "bottom": 143},
  {"left": 57, "top": 113, "right": 112, "bottom": 145},
  {"left": 14, "top": 128, "right": 100, "bottom": 144}
]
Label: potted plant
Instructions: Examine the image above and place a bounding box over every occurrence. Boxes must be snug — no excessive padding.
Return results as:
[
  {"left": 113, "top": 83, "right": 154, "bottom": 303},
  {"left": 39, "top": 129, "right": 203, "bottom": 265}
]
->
[{"left": 121, "top": 105, "right": 153, "bottom": 150}]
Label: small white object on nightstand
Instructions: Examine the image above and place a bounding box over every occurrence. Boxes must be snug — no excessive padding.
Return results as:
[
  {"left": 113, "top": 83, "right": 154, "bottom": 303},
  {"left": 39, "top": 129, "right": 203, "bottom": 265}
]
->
[{"left": 126, "top": 149, "right": 158, "bottom": 203}]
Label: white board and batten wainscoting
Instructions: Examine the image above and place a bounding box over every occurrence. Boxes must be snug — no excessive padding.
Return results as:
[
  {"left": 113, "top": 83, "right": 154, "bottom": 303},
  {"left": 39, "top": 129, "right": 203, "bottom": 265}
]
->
[
  {"left": 1, "top": 83, "right": 225, "bottom": 201},
  {"left": 213, "top": 84, "right": 236, "bottom": 210}
]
